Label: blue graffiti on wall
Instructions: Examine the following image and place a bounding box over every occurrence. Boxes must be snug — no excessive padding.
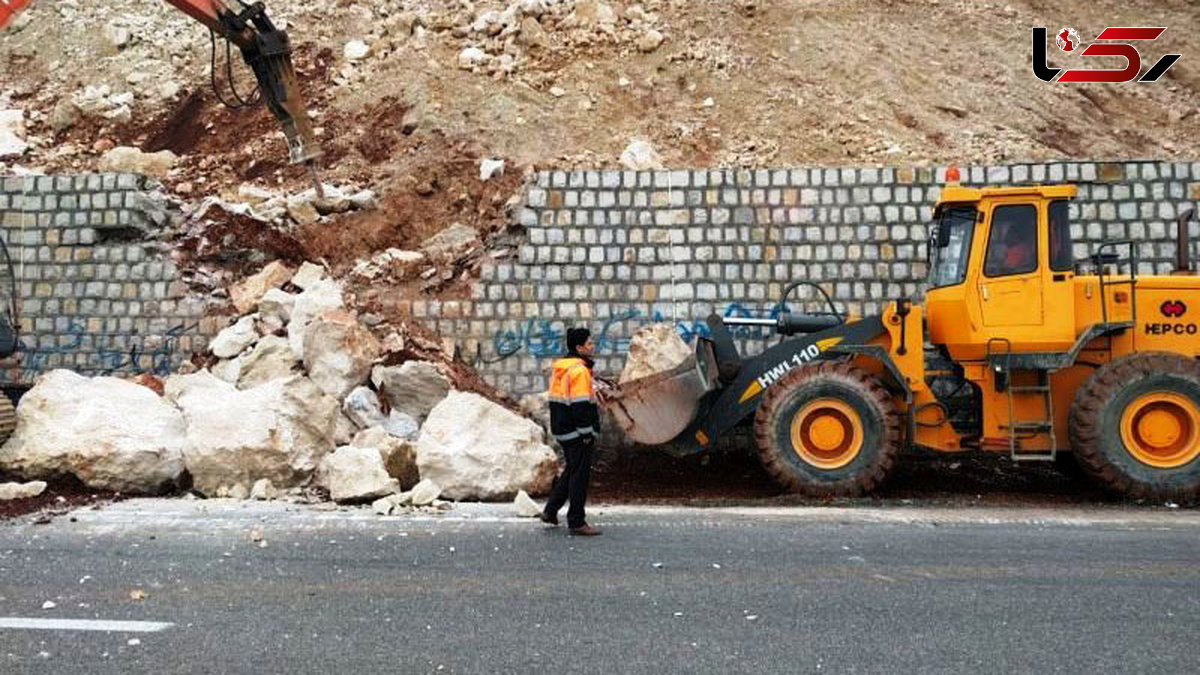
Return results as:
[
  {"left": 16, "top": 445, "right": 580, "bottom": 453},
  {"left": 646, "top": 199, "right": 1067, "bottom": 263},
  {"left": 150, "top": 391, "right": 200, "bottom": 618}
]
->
[
  {"left": 488, "top": 302, "right": 792, "bottom": 360},
  {"left": 17, "top": 321, "right": 200, "bottom": 379}
]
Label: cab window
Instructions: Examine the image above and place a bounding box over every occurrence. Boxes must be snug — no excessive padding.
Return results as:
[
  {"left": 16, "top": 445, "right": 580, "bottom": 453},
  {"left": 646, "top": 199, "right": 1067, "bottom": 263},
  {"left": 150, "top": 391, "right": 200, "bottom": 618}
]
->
[
  {"left": 1049, "top": 200, "right": 1073, "bottom": 272},
  {"left": 984, "top": 204, "right": 1038, "bottom": 277}
]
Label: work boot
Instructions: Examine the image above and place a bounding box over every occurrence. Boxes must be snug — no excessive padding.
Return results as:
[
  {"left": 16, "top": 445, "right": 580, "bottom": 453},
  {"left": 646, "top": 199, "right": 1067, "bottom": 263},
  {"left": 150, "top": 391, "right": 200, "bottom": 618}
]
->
[
  {"left": 568, "top": 524, "right": 602, "bottom": 536},
  {"left": 539, "top": 511, "right": 559, "bottom": 526}
]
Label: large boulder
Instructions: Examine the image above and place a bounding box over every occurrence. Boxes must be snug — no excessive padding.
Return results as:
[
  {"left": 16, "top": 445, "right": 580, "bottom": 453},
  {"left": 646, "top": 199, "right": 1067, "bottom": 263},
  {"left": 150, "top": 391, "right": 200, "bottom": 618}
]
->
[
  {"left": 416, "top": 391, "right": 558, "bottom": 500},
  {"left": 287, "top": 279, "right": 344, "bottom": 357},
  {"left": 619, "top": 323, "right": 691, "bottom": 383},
  {"left": 302, "top": 310, "right": 381, "bottom": 400},
  {"left": 166, "top": 371, "right": 338, "bottom": 496},
  {"left": 0, "top": 371, "right": 188, "bottom": 493},
  {"left": 229, "top": 261, "right": 293, "bottom": 314},
  {"left": 238, "top": 335, "right": 300, "bottom": 389},
  {"left": 352, "top": 427, "right": 419, "bottom": 489},
  {"left": 317, "top": 445, "right": 398, "bottom": 503},
  {"left": 371, "top": 361, "right": 451, "bottom": 422}
]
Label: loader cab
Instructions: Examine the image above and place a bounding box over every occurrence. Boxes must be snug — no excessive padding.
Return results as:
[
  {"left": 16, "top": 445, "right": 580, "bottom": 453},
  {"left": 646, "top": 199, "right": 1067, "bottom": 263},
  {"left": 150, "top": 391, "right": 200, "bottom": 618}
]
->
[{"left": 925, "top": 184, "right": 1079, "bottom": 361}]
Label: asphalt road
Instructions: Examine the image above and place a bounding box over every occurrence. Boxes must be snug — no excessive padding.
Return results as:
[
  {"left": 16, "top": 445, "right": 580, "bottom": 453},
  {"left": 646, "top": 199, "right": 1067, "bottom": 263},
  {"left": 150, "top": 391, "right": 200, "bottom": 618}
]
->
[{"left": 1, "top": 500, "right": 1198, "bottom": 674}]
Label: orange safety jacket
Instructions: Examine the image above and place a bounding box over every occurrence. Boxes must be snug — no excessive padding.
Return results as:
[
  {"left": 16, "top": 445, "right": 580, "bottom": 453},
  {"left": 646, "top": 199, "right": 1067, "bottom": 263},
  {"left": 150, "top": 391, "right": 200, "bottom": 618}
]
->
[{"left": 548, "top": 356, "right": 598, "bottom": 444}]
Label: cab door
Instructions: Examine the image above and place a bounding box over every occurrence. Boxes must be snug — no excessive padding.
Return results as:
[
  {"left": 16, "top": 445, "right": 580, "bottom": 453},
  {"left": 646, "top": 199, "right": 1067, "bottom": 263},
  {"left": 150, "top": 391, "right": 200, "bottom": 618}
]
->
[{"left": 979, "top": 203, "right": 1043, "bottom": 327}]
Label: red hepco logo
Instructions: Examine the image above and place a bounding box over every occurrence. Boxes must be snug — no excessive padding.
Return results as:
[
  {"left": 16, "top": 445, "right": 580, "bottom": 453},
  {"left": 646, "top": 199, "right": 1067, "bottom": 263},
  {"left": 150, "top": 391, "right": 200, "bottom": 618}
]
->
[
  {"left": 1161, "top": 300, "right": 1188, "bottom": 319},
  {"left": 1033, "top": 27, "right": 1181, "bottom": 83}
]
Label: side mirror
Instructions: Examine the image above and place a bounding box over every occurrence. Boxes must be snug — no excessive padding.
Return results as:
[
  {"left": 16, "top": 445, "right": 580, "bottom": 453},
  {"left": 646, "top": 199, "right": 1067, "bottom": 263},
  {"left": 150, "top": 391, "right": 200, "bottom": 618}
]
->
[
  {"left": 936, "top": 223, "right": 951, "bottom": 248},
  {"left": 1091, "top": 251, "right": 1120, "bottom": 266}
]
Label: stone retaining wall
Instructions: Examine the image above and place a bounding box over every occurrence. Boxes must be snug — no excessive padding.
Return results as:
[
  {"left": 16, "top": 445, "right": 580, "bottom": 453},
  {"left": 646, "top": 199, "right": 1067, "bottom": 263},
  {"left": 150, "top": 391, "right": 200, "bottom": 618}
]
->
[{"left": 422, "top": 160, "right": 1200, "bottom": 395}]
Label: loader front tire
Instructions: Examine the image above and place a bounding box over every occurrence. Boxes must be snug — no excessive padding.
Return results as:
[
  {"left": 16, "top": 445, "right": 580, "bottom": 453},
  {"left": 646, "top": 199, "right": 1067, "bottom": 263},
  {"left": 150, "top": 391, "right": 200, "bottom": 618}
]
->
[
  {"left": 1070, "top": 352, "right": 1200, "bottom": 502},
  {"left": 753, "top": 362, "right": 902, "bottom": 497}
]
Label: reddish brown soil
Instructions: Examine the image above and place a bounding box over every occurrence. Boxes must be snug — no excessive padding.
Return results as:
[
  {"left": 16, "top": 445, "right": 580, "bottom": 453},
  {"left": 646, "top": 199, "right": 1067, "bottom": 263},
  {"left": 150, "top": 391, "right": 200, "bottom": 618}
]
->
[
  {"left": 0, "top": 472, "right": 125, "bottom": 522},
  {"left": 297, "top": 130, "right": 524, "bottom": 270},
  {"left": 589, "top": 445, "right": 1158, "bottom": 507}
]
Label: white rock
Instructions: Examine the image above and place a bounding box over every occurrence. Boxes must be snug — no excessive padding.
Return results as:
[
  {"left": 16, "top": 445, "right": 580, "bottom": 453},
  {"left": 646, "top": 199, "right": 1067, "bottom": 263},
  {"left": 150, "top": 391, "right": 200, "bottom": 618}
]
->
[
  {"left": 458, "top": 47, "right": 489, "bottom": 69},
  {"left": 210, "top": 315, "right": 259, "bottom": 359},
  {"left": 287, "top": 278, "right": 344, "bottom": 357},
  {"left": 166, "top": 371, "right": 338, "bottom": 496},
  {"left": 480, "top": 158, "right": 505, "bottom": 181},
  {"left": 211, "top": 356, "right": 243, "bottom": 384},
  {"left": 344, "top": 39, "right": 370, "bottom": 61},
  {"left": 0, "top": 371, "right": 188, "bottom": 493},
  {"left": 343, "top": 386, "right": 387, "bottom": 429},
  {"left": 513, "top": 490, "right": 541, "bottom": 517},
  {"left": 237, "top": 335, "right": 299, "bottom": 389},
  {"left": 230, "top": 261, "right": 293, "bottom": 314},
  {"left": 103, "top": 23, "right": 131, "bottom": 49},
  {"left": 416, "top": 391, "right": 559, "bottom": 501},
  {"left": 318, "top": 446, "right": 398, "bottom": 503},
  {"left": 371, "top": 361, "right": 452, "bottom": 422},
  {"left": 420, "top": 223, "right": 478, "bottom": 260},
  {"left": 620, "top": 323, "right": 691, "bottom": 383},
  {"left": 371, "top": 494, "right": 397, "bottom": 515},
  {"left": 290, "top": 262, "right": 328, "bottom": 291},
  {"left": 333, "top": 412, "right": 356, "bottom": 447},
  {"left": 286, "top": 198, "right": 320, "bottom": 226},
  {"left": 384, "top": 410, "right": 420, "bottom": 440},
  {"left": 620, "top": 138, "right": 663, "bottom": 170},
  {"left": 237, "top": 184, "right": 275, "bottom": 205},
  {"left": 409, "top": 478, "right": 442, "bottom": 506},
  {"left": 97, "top": 147, "right": 178, "bottom": 179},
  {"left": 249, "top": 478, "right": 277, "bottom": 500},
  {"left": 0, "top": 109, "right": 29, "bottom": 158},
  {"left": 352, "top": 426, "right": 419, "bottom": 488},
  {"left": 0, "top": 481, "right": 47, "bottom": 500},
  {"left": 228, "top": 483, "right": 249, "bottom": 500},
  {"left": 549, "top": 86, "right": 566, "bottom": 98},
  {"left": 302, "top": 309, "right": 381, "bottom": 401},
  {"left": 637, "top": 29, "right": 665, "bottom": 53},
  {"left": 257, "top": 288, "right": 296, "bottom": 326},
  {"left": 49, "top": 100, "right": 79, "bottom": 133},
  {"left": 348, "top": 190, "right": 376, "bottom": 209}
]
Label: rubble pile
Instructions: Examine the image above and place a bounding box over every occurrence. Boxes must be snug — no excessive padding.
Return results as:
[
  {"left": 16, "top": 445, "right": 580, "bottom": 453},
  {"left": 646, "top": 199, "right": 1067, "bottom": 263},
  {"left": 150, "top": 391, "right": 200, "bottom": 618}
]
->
[{"left": 0, "top": 260, "right": 560, "bottom": 507}]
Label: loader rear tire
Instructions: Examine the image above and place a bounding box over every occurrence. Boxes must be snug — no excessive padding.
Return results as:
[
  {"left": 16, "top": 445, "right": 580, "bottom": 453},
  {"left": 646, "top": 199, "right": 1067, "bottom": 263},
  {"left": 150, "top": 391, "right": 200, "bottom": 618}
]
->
[
  {"left": 0, "top": 392, "right": 15, "bottom": 446},
  {"left": 1069, "top": 352, "right": 1200, "bottom": 502},
  {"left": 753, "top": 362, "right": 902, "bottom": 497}
]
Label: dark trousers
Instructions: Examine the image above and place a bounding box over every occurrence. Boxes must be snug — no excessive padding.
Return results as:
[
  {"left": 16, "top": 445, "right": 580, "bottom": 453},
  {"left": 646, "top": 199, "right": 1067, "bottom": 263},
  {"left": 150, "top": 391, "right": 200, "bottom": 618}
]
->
[{"left": 544, "top": 439, "right": 594, "bottom": 529}]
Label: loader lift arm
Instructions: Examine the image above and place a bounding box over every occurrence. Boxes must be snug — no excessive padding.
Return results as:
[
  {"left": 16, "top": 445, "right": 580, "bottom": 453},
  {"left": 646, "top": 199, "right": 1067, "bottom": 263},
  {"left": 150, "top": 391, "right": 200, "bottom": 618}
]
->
[{"left": 1, "top": 0, "right": 322, "bottom": 177}]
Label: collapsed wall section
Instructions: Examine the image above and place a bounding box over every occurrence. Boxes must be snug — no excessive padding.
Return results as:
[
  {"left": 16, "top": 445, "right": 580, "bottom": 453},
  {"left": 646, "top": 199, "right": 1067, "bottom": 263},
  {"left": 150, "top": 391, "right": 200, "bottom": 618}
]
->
[
  {"left": 0, "top": 173, "right": 218, "bottom": 384},
  {"left": 416, "top": 161, "right": 1200, "bottom": 396}
]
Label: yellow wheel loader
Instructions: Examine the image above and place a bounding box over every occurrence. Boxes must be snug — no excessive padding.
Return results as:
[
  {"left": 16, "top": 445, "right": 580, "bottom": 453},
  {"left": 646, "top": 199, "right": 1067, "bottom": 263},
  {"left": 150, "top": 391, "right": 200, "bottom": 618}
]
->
[{"left": 605, "top": 179, "right": 1200, "bottom": 501}]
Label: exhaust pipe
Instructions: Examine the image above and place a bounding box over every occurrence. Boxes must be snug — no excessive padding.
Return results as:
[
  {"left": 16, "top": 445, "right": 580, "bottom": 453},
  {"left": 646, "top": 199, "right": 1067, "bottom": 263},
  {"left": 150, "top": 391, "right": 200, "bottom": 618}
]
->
[{"left": 1176, "top": 208, "right": 1196, "bottom": 274}]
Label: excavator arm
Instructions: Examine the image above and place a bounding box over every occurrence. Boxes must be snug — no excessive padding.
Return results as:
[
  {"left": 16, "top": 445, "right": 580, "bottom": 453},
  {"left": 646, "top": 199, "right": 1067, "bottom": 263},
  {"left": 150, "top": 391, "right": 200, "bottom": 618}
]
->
[{"left": 1, "top": 0, "right": 322, "bottom": 170}]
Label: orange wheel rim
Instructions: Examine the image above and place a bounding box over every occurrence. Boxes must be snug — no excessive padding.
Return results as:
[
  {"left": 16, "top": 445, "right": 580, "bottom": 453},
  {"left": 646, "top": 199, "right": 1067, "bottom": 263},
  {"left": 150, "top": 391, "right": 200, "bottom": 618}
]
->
[
  {"left": 790, "top": 398, "right": 864, "bottom": 470},
  {"left": 1120, "top": 392, "right": 1200, "bottom": 469}
]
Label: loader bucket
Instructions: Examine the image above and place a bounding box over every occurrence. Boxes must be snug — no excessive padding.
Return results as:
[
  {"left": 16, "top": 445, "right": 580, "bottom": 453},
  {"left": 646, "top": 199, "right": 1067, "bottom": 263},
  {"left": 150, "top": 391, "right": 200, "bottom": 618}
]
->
[{"left": 602, "top": 339, "right": 719, "bottom": 445}]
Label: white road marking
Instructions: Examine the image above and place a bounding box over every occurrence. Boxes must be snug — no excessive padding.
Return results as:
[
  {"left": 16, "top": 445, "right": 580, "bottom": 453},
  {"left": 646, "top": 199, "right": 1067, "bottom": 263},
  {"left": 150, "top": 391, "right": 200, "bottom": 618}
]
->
[{"left": 0, "top": 618, "right": 173, "bottom": 633}]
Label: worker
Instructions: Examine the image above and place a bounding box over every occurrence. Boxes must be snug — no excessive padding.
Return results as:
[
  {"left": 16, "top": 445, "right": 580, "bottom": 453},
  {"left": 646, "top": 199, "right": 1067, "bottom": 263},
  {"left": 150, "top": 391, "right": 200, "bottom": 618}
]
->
[{"left": 541, "top": 327, "right": 602, "bottom": 536}]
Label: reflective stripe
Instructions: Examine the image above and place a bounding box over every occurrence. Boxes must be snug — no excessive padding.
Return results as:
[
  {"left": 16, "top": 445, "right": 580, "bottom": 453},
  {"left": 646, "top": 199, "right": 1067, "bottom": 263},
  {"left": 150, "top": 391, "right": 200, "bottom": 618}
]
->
[
  {"left": 549, "top": 395, "right": 595, "bottom": 404},
  {"left": 552, "top": 426, "right": 596, "bottom": 442}
]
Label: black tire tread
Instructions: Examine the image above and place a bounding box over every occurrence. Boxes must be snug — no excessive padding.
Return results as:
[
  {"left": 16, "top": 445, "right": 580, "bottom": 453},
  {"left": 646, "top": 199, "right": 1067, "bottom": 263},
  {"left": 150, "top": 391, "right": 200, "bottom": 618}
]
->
[
  {"left": 1069, "top": 351, "right": 1200, "bottom": 501},
  {"left": 752, "top": 361, "right": 902, "bottom": 497}
]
